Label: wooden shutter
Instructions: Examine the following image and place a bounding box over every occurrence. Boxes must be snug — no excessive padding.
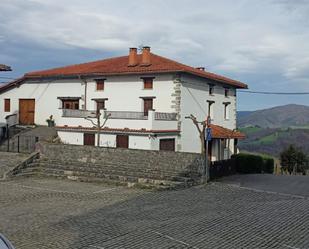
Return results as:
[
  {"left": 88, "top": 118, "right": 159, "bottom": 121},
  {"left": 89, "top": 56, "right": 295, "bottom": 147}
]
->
[
  {"left": 84, "top": 133, "right": 95, "bottom": 146},
  {"left": 96, "top": 100, "right": 105, "bottom": 111},
  {"left": 4, "top": 99, "right": 10, "bottom": 112},
  {"left": 116, "top": 135, "right": 129, "bottom": 148},
  {"left": 96, "top": 80, "right": 105, "bottom": 91},
  {"left": 143, "top": 78, "right": 153, "bottom": 89},
  {"left": 159, "top": 139, "right": 175, "bottom": 151},
  {"left": 143, "top": 99, "right": 153, "bottom": 116}
]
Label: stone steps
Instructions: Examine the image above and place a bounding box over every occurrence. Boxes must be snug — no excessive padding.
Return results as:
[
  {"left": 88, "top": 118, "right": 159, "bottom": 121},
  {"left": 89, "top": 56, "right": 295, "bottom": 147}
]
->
[
  {"left": 15, "top": 167, "right": 189, "bottom": 190},
  {"left": 24, "top": 162, "right": 196, "bottom": 184}
]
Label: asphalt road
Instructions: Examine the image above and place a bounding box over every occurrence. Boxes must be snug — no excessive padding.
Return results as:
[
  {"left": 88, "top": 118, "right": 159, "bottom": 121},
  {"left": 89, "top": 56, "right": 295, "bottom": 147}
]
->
[
  {"left": 219, "top": 174, "right": 309, "bottom": 197},
  {"left": 0, "top": 176, "right": 308, "bottom": 249}
]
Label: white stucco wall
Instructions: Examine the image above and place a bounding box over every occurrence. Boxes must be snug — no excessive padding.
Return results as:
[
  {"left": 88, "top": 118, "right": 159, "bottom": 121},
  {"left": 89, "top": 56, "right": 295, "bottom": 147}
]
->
[
  {"left": 0, "top": 74, "right": 176, "bottom": 127},
  {"left": 179, "top": 74, "right": 237, "bottom": 154}
]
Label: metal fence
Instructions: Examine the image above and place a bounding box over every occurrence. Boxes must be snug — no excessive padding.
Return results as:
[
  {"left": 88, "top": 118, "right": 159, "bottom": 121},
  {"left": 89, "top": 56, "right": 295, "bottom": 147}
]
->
[{"left": 0, "top": 135, "right": 39, "bottom": 153}]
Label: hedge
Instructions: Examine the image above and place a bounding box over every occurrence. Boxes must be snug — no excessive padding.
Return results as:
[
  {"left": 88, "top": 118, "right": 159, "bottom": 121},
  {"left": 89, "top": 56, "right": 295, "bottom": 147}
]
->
[{"left": 231, "top": 153, "right": 274, "bottom": 174}]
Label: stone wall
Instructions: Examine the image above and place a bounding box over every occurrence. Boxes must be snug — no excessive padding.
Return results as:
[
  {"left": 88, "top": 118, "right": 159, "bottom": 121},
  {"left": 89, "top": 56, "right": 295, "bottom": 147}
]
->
[{"left": 39, "top": 143, "right": 204, "bottom": 178}]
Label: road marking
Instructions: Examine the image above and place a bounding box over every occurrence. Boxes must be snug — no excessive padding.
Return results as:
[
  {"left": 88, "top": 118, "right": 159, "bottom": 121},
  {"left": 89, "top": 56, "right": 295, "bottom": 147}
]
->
[
  {"left": 89, "top": 245, "right": 105, "bottom": 249},
  {"left": 223, "top": 183, "right": 307, "bottom": 199},
  {"left": 150, "top": 230, "right": 200, "bottom": 249},
  {"left": 283, "top": 244, "right": 302, "bottom": 249}
]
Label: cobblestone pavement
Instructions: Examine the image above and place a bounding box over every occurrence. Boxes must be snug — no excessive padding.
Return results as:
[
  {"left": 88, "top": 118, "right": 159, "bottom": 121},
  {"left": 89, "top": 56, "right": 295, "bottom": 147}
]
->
[
  {"left": 0, "top": 177, "right": 308, "bottom": 249},
  {"left": 0, "top": 152, "right": 29, "bottom": 178},
  {"left": 220, "top": 174, "right": 309, "bottom": 197}
]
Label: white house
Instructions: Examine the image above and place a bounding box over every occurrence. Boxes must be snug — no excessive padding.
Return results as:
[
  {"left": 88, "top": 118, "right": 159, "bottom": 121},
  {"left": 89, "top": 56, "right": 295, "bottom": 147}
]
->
[{"left": 0, "top": 47, "right": 247, "bottom": 161}]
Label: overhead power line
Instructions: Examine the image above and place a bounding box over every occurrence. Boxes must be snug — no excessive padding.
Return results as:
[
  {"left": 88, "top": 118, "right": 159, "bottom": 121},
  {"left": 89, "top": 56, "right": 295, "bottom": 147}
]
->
[
  {"left": 0, "top": 76, "right": 15, "bottom": 80},
  {"left": 238, "top": 90, "right": 309, "bottom": 95}
]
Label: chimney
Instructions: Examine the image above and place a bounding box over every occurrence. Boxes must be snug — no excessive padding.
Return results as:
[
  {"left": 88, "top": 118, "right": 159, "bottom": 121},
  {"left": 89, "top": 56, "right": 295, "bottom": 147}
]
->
[
  {"left": 141, "top": 46, "right": 151, "bottom": 66},
  {"left": 196, "top": 67, "right": 205, "bottom": 71},
  {"left": 128, "top": 47, "right": 137, "bottom": 66}
]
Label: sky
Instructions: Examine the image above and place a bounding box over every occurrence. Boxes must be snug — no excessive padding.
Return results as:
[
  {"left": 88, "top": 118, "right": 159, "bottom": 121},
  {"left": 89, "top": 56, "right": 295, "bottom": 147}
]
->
[{"left": 0, "top": 0, "right": 309, "bottom": 111}]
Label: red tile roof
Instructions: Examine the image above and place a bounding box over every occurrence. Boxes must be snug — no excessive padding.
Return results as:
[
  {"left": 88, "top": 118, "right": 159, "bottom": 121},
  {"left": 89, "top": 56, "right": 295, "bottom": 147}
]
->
[
  {"left": 210, "top": 124, "right": 245, "bottom": 139},
  {"left": 25, "top": 53, "right": 247, "bottom": 88}
]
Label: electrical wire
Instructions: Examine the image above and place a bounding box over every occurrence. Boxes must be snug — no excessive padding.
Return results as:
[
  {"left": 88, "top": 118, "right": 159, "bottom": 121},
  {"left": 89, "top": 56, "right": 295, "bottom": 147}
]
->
[{"left": 238, "top": 90, "right": 309, "bottom": 95}]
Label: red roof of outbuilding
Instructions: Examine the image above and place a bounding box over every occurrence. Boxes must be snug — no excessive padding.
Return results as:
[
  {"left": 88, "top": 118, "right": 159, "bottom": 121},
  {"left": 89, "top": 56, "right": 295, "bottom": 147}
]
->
[
  {"left": 210, "top": 124, "right": 245, "bottom": 139},
  {"left": 25, "top": 53, "right": 247, "bottom": 88}
]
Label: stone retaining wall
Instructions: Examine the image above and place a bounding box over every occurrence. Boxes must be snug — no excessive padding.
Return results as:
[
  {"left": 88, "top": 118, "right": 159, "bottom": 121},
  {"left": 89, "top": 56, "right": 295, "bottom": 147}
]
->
[{"left": 39, "top": 143, "right": 204, "bottom": 178}]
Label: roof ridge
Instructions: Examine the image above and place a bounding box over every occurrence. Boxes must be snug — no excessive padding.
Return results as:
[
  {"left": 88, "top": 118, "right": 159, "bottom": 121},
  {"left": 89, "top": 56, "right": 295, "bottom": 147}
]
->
[{"left": 25, "top": 55, "right": 129, "bottom": 76}]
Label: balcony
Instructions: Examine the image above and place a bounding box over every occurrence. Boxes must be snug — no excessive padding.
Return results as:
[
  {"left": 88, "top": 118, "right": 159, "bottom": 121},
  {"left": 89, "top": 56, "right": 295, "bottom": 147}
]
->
[
  {"left": 59, "top": 109, "right": 178, "bottom": 131},
  {"left": 62, "top": 109, "right": 177, "bottom": 121}
]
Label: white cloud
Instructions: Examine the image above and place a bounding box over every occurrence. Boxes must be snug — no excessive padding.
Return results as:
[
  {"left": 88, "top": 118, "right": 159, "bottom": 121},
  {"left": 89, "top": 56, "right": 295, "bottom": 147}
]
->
[{"left": 0, "top": 0, "right": 309, "bottom": 93}]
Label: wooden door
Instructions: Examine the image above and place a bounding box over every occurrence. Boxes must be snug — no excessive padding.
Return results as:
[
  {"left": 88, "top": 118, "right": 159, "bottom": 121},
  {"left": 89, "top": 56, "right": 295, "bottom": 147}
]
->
[
  {"left": 19, "top": 99, "right": 35, "bottom": 125},
  {"left": 116, "top": 135, "right": 129, "bottom": 148},
  {"left": 84, "top": 133, "right": 95, "bottom": 146},
  {"left": 143, "top": 99, "right": 153, "bottom": 116},
  {"left": 159, "top": 139, "right": 175, "bottom": 151}
]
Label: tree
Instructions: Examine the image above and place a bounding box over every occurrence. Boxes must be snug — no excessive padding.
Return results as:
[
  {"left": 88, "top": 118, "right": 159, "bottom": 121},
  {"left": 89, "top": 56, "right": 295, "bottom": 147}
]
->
[
  {"left": 185, "top": 114, "right": 210, "bottom": 182},
  {"left": 280, "top": 145, "right": 308, "bottom": 175},
  {"left": 85, "top": 111, "right": 111, "bottom": 147}
]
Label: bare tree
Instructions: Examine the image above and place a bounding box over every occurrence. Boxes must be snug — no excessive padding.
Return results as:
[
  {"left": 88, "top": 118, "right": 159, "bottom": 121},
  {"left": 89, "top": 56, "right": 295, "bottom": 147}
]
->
[
  {"left": 185, "top": 114, "right": 210, "bottom": 182},
  {"left": 85, "top": 111, "right": 111, "bottom": 147}
]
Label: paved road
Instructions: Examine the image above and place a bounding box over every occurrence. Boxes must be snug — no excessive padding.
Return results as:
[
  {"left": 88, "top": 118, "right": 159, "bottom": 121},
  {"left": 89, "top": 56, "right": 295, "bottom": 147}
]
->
[
  {"left": 0, "top": 177, "right": 308, "bottom": 249},
  {"left": 220, "top": 174, "right": 309, "bottom": 197}
]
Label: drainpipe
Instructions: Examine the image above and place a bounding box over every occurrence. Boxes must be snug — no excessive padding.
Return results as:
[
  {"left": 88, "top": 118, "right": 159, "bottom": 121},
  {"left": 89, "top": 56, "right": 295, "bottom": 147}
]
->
[{"left": 79, "top": 75, "right": 87, "bottom": 110}]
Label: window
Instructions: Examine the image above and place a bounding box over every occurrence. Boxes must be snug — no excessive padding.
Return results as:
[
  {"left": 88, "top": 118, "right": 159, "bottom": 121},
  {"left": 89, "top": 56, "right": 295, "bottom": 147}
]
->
[
  {"left": 224, "top": 88, "right": 229, "bottom": 97},
  {"left": 209, "top": 84, "right": 214, "bottom": 95},
  {"left": 95, "top": 79, "right": 105, "bottom": 91},
  {"left": 143, "top": 77, "right": 153, "bottom": 89},
  {"left": 143, "top": 98, "right": 153, "bottom": 116},
  {"left": 207, "top": 100, "right": 215, "bottom": 119},
  {"left": 223, "top": 102, "right": 230, "bottom": 120},
  {"left": 62, "top": 100, "right": 79, "bottom": 109},
  {"left": 4, "top": 99, "right": 10, "bottom": 112},
  {"left": 96, "top": 100, "right": 105, "bottom": 112}
]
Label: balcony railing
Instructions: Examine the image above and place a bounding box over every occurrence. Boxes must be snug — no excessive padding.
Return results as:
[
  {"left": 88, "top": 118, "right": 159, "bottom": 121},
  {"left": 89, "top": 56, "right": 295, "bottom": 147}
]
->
[
  {"left": 155, "top": 112, "right": 177, "bottom": 121},
  {"left": 62, "top": 109, "right": 97, "bottom": 118},
  {"left": 62, "top": 109, "right": 178, "bottom": 121},
  {"left": 104, "top": 111, "right": 147, "bottom": 120}
]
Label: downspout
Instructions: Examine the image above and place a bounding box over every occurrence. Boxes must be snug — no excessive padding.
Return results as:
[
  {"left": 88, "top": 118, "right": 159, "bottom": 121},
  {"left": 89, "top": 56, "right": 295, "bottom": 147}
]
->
[{"left": 79, "top": 75, "right": 87, "bottom": 110}]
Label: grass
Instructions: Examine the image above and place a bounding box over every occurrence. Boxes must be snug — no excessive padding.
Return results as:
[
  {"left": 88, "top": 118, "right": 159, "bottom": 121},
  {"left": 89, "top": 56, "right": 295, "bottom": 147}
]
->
[{"left": 239, "top": 126, "right": 263, "bottom": 134}]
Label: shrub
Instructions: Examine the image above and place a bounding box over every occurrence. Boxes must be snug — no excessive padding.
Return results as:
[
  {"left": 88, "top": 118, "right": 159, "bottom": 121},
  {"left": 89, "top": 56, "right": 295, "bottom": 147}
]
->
[
  {"left": 262, "top": 157, "right": 274, "bottom": 174},
  {"left": 232, "top": 153, "right": 274, "bottom": 174}
]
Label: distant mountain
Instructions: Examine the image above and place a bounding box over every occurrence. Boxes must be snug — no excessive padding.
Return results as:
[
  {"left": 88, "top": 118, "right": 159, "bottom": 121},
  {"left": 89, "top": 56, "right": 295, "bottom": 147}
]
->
[
  {"left": 238, "top": 104, "right": 309, "bottom": 128},
  {"left": 237, "top": 111, "right": 252, "bottom": 119}
]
